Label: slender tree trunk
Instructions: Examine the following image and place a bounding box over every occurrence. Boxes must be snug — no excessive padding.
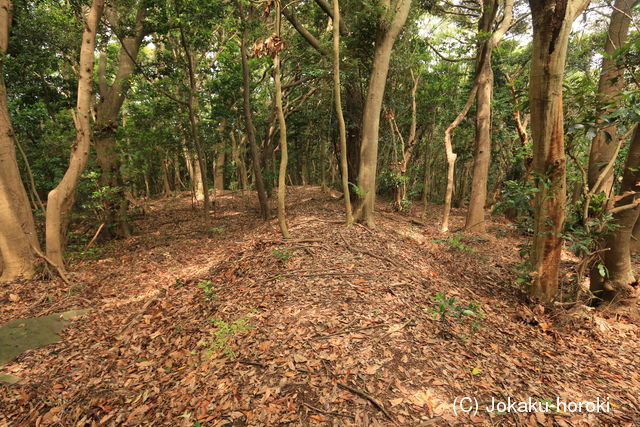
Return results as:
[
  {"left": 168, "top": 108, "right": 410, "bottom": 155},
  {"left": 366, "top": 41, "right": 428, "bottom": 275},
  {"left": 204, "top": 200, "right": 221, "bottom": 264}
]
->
[
  {"left": 465, "top": 56, "right": 493, "bottom": 231},
  {"left": 215, "top": 150, "right": 225, "bottom": 191},
  {"left": 354, "top": 0, "right": 412, "bottom": 226},
  {"left": 161, "top": 156, "right": 172, "bottom": 195},
  {"left": 182, "top": 140, "right": 204, "bottom": 200},
  {"left": 173, "top": 153, "right": 183, "bottom": 191},
  {"left": 333, "top": 0, "right": 353, "bottom": 225},
  {"left": 240, "top": 17, "right": 270, "bottom": 219},
  {"left": 231, "top": 131, "right": 248, "bottom": 191},
  {"left": 528, "top": 0, "right": 589, "bottom": 301},
  {"left": 180, "top": 26, "right": 211, "bottom": 228},
  {"left": 0, "top": 0, "right": 39, "bottom": 281},
  {"left": 274, "top": 1, "right": 290, "bottom": 237},
  {"left": 45, "top": 0, "right": 104, "bottom": 270},
  {"left": 320, "top": 137, "right": 327, "bottom": 192},
  {"left": 465, "top": 0, "right": 513, "bottom": 232},
  {"left": 442, "top": 85, "right": 479, "bottom": 232},
  {"left": 587, "top": 0, "right": 635, "bottom": 193},
  {"left": 590, "top": 127, "right": 640, "bottom": 303}
]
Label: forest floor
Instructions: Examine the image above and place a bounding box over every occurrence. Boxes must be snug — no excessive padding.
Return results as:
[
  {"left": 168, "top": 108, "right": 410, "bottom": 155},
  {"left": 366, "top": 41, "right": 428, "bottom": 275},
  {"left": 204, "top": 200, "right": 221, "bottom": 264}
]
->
[{"left": 1, "top": 186, "right": 640, "bottom": 426}]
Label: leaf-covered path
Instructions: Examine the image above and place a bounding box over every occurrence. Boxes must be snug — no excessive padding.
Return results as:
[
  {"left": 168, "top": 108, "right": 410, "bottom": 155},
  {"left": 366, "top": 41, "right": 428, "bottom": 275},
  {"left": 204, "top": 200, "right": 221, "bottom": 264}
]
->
[{"left": 1, "top": 187, "right": 639, "bottom": 426}]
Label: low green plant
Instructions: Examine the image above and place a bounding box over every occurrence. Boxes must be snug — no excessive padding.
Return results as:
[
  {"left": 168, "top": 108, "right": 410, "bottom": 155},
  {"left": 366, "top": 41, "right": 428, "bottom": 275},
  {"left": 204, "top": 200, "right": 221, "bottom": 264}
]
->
[
  {"left": 400, "top": 198, "right": 412, "bottom": 212},
  {"left": 197, "top": 280, "right": 216, "bottom": 300},
  {"left": 206, "top": 317, "right": 252, "bottom": 358},
  {"left": 349, "top": 182, "right": 366, "bottom": 198},
  {"left": 209, "top": 225, "right": 225, "bottom": 237},
  {"left": 272, "top": 248, "right": 292, "bottom": 262},
  {"left": 426, "top": 293, "right": 484, "bottom": 329},
  {"left": 433, "top": 234, "right": 475, "bottom": 253}
]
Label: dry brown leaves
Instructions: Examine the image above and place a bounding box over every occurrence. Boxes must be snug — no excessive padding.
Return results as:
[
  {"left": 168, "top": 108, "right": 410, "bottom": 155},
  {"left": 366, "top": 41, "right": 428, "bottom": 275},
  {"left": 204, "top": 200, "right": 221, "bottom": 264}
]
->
[{"left": 1, "top": 188, "right": 639, "bottom": 426}]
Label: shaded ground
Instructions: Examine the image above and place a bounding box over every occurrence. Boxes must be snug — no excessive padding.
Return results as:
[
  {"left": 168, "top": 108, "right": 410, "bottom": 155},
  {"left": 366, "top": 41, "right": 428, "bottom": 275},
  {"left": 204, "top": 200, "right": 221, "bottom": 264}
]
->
[{"left": 1, "top": 187, "right": 639, "bottom": 426}]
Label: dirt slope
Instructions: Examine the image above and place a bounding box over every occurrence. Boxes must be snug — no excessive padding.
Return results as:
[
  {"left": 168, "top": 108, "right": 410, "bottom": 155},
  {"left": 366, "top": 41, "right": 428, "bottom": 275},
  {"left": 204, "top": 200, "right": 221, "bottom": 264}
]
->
[{"left": 1, "top": 187, "right": 639, "bottom": 426}]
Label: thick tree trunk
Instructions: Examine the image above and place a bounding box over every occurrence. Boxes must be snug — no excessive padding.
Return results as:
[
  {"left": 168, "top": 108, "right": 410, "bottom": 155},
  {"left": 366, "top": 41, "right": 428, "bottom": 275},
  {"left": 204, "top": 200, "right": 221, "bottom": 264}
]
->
[
  {"left": 590, "top": 127, "right": 640, "bottom": 303},
  {"left": 354, "top": 0, "right": 412, "bottom": 226},
  {"left": 333, "top": 0, "right": 353, "bottom": 225},
  {"left": 586, "top": 0, "right": 635, "bottom": 193},
  {"left": 0, "top": 0, "right": 39, "bottom": 282},
  {"left": 45, "top": 0, "right": 104, "bottom": 270},
  {"left": 94, "top": 6, "right": 145, "bottom": 239},
  {"left": 240, "top": 15, "right": 270, "bottom": 219},
  {"left": 274, "top": 1, "right": 290, "bottom": 238},
  {"left": 528, "top": 0, "right": 589, "bottom": 302}
]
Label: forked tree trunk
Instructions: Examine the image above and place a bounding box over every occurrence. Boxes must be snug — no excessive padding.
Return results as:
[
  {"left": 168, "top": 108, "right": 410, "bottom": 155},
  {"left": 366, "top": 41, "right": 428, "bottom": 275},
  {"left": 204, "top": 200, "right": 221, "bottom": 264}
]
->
[
  {"left": 94, "top": 5, "right": 146, "bottom": 239},
  {"left": 528, "top": 0, "right": 589, "bottom": 302},
  {"left": 45, "top": 0, "right": 104, "bottom": 270},
  {"left": 0, "top": 0, "right": 39, "bottom": 281},
  {"left": 240, "top": 9, "right": 270, "bottom": 219},
  {"left": 586, "top": 0, "right": 636, "bottom": 193},
  {"left": 442, "top": 85, "right": 478, "bottom": 232},
  {"left": 354, "top": 0, "right": 412, "bottom": 226},
  {"left": 274, "top": 0, "right": 290, "bottom": 238},
  {"left": 333, "top": 0, "right": 353, "bottom": 225},
  {"left": 590, "top": 127, "right": 640, "bottom": 303},
  {"left": 465, "top": 0, "right": 513, "bottom": 232}
]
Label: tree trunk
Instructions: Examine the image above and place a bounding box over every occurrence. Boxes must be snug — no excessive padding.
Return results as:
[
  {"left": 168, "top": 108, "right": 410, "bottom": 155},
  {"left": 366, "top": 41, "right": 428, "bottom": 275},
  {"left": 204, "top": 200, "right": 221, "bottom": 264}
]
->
[
  {"left": 182, "top": 140, "right": 204, "bottom": 201},
  {"left": 590, "top": 127, "right": 640, "bottom": 303},
  {"left": 173, "top": 153, "right": 183, "bottom": 191},
  {"left": 215, "top": 150, "right": 225, "bottom": 191},
  {"left": 45, "top": 0, "right": 104, "bottom": 270},
  {"left": 94, "top": 6, "right": 145, "bottom": 239},
  {"left": 333, "top": 0, "right": 353, "bottom": 225},
  {"left": 442, "top": 85, "right": 479, "bottom": 232},
  {"left": 465, "top": 0, "right": 513, "bottom": 232},
  {"left": 0, "top": 0, "right": 39, "bottom": 282},
  {"left": 179, "top": 26, "right": 211, "bottom": 228},
  {"left": 240, "top": 11, "right": 270, "bottom": 219},
  {"left": 586, "top": 0, "right": 635, "bottom": 193},
  {"left": 274, "top": 1, "right": 290, "bottom": 238},
  {"left": 354, "top": 0, "right": 412, "bottom": 226},
  {"left": 161, "top": 156, "right": 172, "bottom": 195},
  {"left": 230, "top": 131, "right": 248, "bottom": 191},
  {"left": 528, "top": 0, "right": 589, "bottom": 302}
]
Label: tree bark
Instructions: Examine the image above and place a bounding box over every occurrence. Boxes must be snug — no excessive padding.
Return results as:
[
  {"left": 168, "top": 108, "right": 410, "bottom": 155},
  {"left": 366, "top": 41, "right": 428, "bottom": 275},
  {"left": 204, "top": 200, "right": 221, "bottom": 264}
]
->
[
  {"left": 590, "top": 127, "right": 640, "bottom": 304},
  {"left": 586, "top": 0, "right": 635, "bottom": 193},
  {"left": 528, "top": 0, "right": 589, "bottom": 302},
  {"left": 0, "top": 0, "right": 39, "bottom": 281},
  {"left": 442, "top": 85, "right": 479, "bottom": 232},
  {"left": 274, "top": 0, "right": 290, "bottom": 238},
  {"left": 94, "top": 5, "right": 146, "bottom": 239},
  {"left": 45, "top": 0, "right": 105, "bottom": 270},
  {"left": 239, "top": 6, "right": 270, "bottom": 220},
  {"left": 465, "top": 0, "right": 513, "bottom": 232},
  {"left": 230, "top": 131, "right": 248, "bottom": 191},
  {"left": 354, "top": 0, "right": 412, "bottom": 227},
  {"left": 179, "top": 26, "right": 211, "bottom": 228},
  {"left": 333, "top": 0, "right": 353, "bottom": 225}
]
